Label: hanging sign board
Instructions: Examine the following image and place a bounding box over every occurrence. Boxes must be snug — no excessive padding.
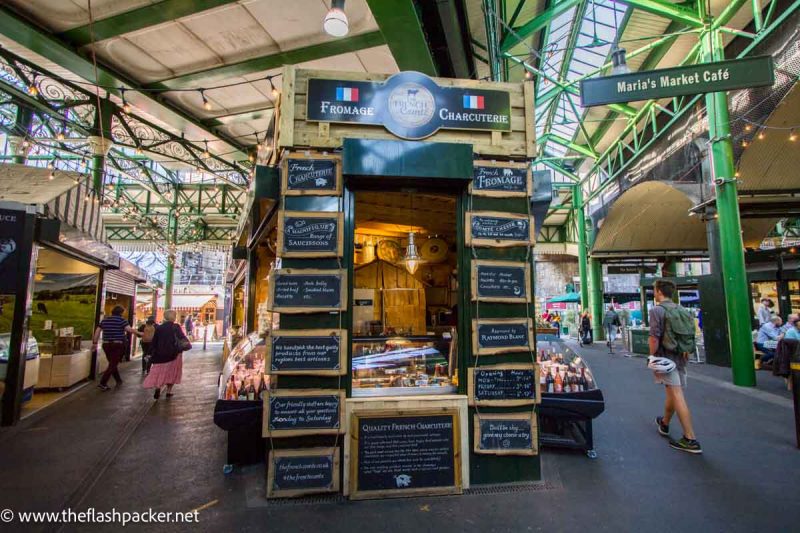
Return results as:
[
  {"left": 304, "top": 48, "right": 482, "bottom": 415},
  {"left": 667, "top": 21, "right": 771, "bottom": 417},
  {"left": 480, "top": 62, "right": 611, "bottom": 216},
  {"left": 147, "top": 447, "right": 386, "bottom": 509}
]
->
[
  {"left": 277, "top": 211, "right": 344, "bottom": 258},
  {"left": 580, "top": 55, "right": 775, "bottom": 107},
  {"left": 471, "top": 260, "right": 531, "bottom": 303},
  {"left": 349, "top": 409, "right": 462, "bottom": 500},
  {"left": 281, "top": 153, "right": 342, "bottom": 196},
  {"left": 263, "top": 389, "right": 345, "bottom": 437},
  {"left": 474, "top": 412, "right": 538, "bottom": 456},
  {"left": 0, "top": 208, "right": 25, "bottom": 293},
  {"left": 607, "top": 264, "right": 658, "bottom": 274},
  {"left": 465, "top": 211, "right": 533, "bottom": 247},
  {"left": 306, "top": 71, "right": 511, "bottom": 140},
  {"left": 268, "top": 269, "right": 347, "bottom": 313},
  {"left": 469, "top": 161, "right": 531, "bottom": 197},
  {"left": 472, "top": 318, "right": 534, "bottom": 356},
  {"left": 468, "top": 364, "right": 540, "bottom": 406},
  {"left": 266, "top": 329, "right": 347, "bottom": 376},
  {"left": 267, "top": 448, "right": 340, "bottom": 498}
]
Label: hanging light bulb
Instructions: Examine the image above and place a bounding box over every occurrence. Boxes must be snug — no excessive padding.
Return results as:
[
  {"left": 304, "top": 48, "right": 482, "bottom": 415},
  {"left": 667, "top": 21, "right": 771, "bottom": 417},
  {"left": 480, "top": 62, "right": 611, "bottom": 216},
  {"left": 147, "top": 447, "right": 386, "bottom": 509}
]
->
[
  {"left": 269, "top": 78, "right": 279, "bottom": 98},
  {"left": 203, "top": 140, "right": 210, "bottom": 158},
  {"left": 745, "top": 124, "right": 752, "bottom": 132},
  {"left": 791, "top": 130, "right": 798, "bottom": 142},
  {"left": 610, "top": 46, "right": 630, "bottom": 75},
  {"left": 525, "top": 70, "right": 533, "bottom": 80},
  {"left": 742, "top": 140, "right": 748, "bottom": 147},
  {"left": 56, "top": 130, "right": 65, "bottom": 141},
  {"left": 201, "top": 90, "right": 211, "bottom": 111},
  {"left": 404, "top": 231, "right": 421, "bottom": 275},
  {"left": 323, "top": 0, "right": 349, "bottom": 37},
  {"left": 121, "top": 89, "right": 132, "bottom": 114},
  {"left": 28, "top": 83, "right": 38, "bottom": 96},
  {"left": 136, "top": 145, "right": 143, "bottom": 155},
  {"left": 48, "top": 171, "right": 55, "bottom": 180},
  {"left": 22, "top": 138, "right": 30, "bottom": 148},
  {"left": 758, "top": 131, "right": 765, "bottom": 140}
]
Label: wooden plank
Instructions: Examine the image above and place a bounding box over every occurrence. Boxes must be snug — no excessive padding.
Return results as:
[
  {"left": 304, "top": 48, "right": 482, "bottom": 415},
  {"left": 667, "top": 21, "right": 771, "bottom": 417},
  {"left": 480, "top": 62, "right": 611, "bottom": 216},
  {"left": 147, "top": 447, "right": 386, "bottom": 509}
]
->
[
  {"left": 267, "top": 447, "right": 341, "bottom": 498},
  {"left": 465, "top": 211, "right": 535, "bottom": 248},
  {"left": 279, "top": 65, "right": 296, "bottom": 149},
  {"left": 523, "top": 79, "right": 537, "bottom": 158},
  {"left": 265, "top": 329, "right": 347, "bottom": 376},
  {"left": 280, "top": 151, "right": 342, "bottom": 196},
  {"left": 470, "top": 259, "right": 531, "bottom": 303},
  {"left": 471, "top": 317, "right": 534, "bottom": 356},
  {"left": 263, "top": 389, "right": 346, "bottom": 437},
  {"left": 276, "top": 210, "right": 344, "bottom": 258},
  {"left": 473, "top": 412, "right": 538, "bottom": 456},
  {"left": 467, "top": 363, "right": 541, "bottom": 407},
  {"left": 348, "top": 408, "right": 463, "bottom": 500}
]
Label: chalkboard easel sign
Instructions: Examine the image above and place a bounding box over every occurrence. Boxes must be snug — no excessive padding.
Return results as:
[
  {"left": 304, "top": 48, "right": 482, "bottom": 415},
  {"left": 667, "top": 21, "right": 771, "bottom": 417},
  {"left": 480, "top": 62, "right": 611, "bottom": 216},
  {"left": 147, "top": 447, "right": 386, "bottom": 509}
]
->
[
  {"left": 469, "top": 160, "right": 532, "bottom": 198},
  {"left": 465, "top": 211, "right": 534, "bottom": 248},
  {"left": 468, "top": 364, "right": 540, "bottom": 406},
  {"left": 281, "top": 152, "right": 342, "bottom": 196},
  {"left": 470, "top": 260, "right": 531, "bottom": 303},
  {"left": 266, "top": 329, "right": 347, "bottom": 376},
  {"left": 472, "top": 318, "right": 534, "bottom": 356},
  {"left": 268, "top": 269, "right": 347, "bottom": 313},
  {"left": 267, "top": 447, "right": 341, "bottom": 498},
  {"left": 474, "top": 412, "right": 538, "bottom": 456},
  {"left": 349, "top": 409, "right": 462, "bottom": 500},
  {"left": 263, "top": 389, "right": 345, "bottom": 437},
  {"left": 277, "top": 210, "right": 344, "bottom": 258}
]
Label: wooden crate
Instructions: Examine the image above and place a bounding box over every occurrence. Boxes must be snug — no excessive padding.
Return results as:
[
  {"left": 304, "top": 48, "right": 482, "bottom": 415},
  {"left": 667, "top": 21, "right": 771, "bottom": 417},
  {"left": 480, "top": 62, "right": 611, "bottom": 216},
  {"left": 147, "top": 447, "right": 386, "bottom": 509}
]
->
[{"left": 279, "top": 66, "right": 536, "bottom": 159}]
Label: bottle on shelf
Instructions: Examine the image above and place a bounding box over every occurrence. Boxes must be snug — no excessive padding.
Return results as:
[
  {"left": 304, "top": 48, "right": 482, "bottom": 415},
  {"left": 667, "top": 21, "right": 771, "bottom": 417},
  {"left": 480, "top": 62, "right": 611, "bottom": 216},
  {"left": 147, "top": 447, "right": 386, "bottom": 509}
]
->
[
  {"left": 247, "top": 380, "right": 256, "bottom": 401},
  {"left": 546, "top": 368, "right": 555, "bottom": 393},
  {"left": 258, "top": 372, "right": 268, "bottom": 399},
  {"left": 554, "top": 369, "right": 563, "bottom": 393},
  {"left": 563, "top": 370, "right": 571, "bottom": 393},
  {"left": 581, "top": 367, "right": 591, "bottom": 390},
  {"left": 237, "top": 380, "right": 248, "bottom": 400}
]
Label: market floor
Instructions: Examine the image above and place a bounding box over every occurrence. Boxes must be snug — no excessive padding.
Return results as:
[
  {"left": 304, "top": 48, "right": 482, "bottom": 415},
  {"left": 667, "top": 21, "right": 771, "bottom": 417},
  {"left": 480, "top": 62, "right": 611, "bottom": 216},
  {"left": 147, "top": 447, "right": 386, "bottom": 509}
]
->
[{"left": 1, "top": 341, "right": 799, "bottom": 533}]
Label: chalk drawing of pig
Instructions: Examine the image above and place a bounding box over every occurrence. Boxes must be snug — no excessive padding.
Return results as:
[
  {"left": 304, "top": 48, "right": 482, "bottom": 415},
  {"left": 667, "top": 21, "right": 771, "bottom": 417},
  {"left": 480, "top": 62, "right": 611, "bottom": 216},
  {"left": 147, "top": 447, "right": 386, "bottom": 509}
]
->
[
  {"left": 503, "top": 168, "right": 513, "bottom": 177},
  {"left": 394, "top": 474, "right": 412, "bottom": 487},
  {"left": 315, "top": 177, "right": 327, "bottom": 186}
]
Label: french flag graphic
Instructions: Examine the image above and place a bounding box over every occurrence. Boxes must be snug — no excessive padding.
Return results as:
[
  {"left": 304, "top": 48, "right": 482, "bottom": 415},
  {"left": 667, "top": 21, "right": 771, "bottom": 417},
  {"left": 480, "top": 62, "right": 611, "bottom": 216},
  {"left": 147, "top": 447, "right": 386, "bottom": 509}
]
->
[
  {"left": 463, "top": 94, "right": 485, "bottom": 110},
  {"left": 336, "top": 87, "right": 359, "bottom": 102}
]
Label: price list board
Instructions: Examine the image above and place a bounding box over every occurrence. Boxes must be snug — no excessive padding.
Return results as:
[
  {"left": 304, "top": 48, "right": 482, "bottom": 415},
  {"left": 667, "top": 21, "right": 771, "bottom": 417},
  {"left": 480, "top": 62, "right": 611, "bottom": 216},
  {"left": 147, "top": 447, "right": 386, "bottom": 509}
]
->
[
  {"left": 468, "top": 364, "right": 540, "bottom": 406},
  {"left": 268, "top": 269, "right": 347, "bottom": 313}
]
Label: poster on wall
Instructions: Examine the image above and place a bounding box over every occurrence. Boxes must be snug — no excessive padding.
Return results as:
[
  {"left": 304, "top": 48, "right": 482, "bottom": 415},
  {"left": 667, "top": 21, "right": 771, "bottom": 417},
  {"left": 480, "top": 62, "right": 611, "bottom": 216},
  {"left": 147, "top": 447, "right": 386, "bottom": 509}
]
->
[
  {"left": 0, "top": 208, "right": 25, "bottom": 293},
  {"left": 30, "top": 272, "right": 98, "bottom": 342},
  {"left": 281, "top": 153, "right": 342, "bottom": 196}
]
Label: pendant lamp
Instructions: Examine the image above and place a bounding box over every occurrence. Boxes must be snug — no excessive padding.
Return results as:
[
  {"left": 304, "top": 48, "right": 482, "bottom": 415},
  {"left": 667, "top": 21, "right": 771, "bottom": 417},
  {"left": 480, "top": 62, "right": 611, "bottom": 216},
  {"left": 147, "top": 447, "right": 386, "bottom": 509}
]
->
[
  {"left": 404, "top": 231, "right": 421, "bottom": 275},
  {"left": 323, "top": 0, "right": 349, "bottom": 37}
]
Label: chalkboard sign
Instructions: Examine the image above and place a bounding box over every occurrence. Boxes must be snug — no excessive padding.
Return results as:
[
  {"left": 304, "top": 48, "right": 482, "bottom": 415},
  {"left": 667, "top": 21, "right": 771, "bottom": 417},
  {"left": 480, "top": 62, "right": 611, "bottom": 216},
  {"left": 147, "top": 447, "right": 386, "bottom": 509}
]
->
[
  {"left": 474, "top": 413, "right": 538, "bottom": 455},
  {"left": 277, "top": 211, "right": 344, "bottom": 258},
  {"left": 470, "top": 161, "right": 531, "bottom": 197},
  {"left": 471, "top": 260, "right": 531, "bottom": 303},
  {"left": 266, "top": 329, "right": 346, "bottom": 376},
  {"left": 263, "top": 389, "right": 345, "bottom": 437},
  {"left": 350, "top": 410, "right": 462, "bottom": 499},
  {"left": 465, "top": 211, "right": 533, "bottom": 247},
  {"left": 267, "top": 448, "right": 340, "bottom": 498},
  {"left": 472, "top": 318, "right": 533, "bottom": 355},
  {"left": 468, "top": 364, "right": 540, "bottom": 406},
  {"left": 268, "top": 269, "right": 347, "bottom": 313},
  {"left": 281, "top": 153, "right": 342, "bottom": 196}
]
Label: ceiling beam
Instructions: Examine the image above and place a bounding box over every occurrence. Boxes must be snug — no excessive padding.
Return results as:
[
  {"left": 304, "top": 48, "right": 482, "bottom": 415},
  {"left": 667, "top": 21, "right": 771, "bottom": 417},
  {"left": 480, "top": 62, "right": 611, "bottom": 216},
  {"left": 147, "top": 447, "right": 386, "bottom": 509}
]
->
[
  {"left": 149, "top": 30, "right": 386, "bottom": 90},
  {"left": 58, "top": 0, "right": 241, "bottom": 47},
  {"left": 500, "top": 0, "right": 580, "bottom": 52},
  {"left": 613, "top": 0, "right": 703, "bottom": 27},
  {"left": 0, "top": 6, "right": 246, "bottom": 160},
  {"left": 366, "top": 0, "right": 438, "bottom": 75}
]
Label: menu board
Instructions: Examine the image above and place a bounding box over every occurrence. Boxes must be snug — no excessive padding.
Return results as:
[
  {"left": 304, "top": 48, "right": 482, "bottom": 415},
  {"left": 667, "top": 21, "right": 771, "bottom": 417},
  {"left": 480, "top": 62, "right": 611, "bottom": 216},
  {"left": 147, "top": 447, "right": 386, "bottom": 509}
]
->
[
  {"left": 473, "top": 413, "right": 538, "bottom": 455},
  {"left": 350, "top": 410, "right": 462, "bottom": 499},
  {"left": 472, "top": 318, "right": 534, "bottom": 355},
  {"left": 471, "top": 260, "right": 531, "bottom": 303},
  {"left": 465, "top": 211, "right": 533, "bottom": 247},
  {"left": 263, "top": 389, "right": 345, "bottom": 437},
  {"left": 266, "top": 329, "right": 347, "bottom": 376},
  {"left": 268, "top": 269, "right": 347, "bottom": 313},
  {"left": 277, "top": 211, "right": 344, "bottom": 258},
  {"left": 468, "top": 364, "right": 540, "bottom": 406},
  {"left": 267, "top": 448, "right": 340, "bottom": 498},
  {"left": 281, "top": 153, "right": 342, "bottom": 196},
  {"left": 470, "top": 161, "right": 531, "bottom": 197}
]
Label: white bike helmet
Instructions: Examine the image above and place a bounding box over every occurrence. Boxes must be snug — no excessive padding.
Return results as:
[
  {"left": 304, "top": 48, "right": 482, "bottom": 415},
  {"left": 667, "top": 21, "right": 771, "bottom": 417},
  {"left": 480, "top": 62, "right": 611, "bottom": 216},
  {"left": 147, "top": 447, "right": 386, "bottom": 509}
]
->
[{"left": 647, "top": 356, "right": 676, "bottom": 374}]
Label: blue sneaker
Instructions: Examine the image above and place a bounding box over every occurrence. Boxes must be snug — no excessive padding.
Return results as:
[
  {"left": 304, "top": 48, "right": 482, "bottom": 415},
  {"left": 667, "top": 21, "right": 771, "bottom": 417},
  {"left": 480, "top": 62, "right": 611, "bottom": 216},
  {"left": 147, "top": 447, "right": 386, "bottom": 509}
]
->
[
  {"left": 656, "top": 416, "right": 669, "bottom": 437},
  {"left": 669, "top": 437, "right": 702, "bottom": 454}
]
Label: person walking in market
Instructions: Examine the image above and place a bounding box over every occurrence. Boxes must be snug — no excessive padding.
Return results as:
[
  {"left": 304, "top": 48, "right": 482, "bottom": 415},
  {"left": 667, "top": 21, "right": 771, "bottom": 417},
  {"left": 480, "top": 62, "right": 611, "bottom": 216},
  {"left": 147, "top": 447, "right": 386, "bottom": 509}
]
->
[
  {"left": 137, "top": 316, "right": 157, "bottom": 374},
  {"left": 649, "top": 279, "right": 702, "bottom": 454},
  {"left": 602, "top": 305, "right": 621, "bottom": 347},
  {"left": 183, "top": 314, "right": 195, "bottom": 341},
  {"left": 92, "top": 305, "right": 142, "bottom": 391},
  {"left": 144, "top": 309, "right": 192, "bottom": 400}
]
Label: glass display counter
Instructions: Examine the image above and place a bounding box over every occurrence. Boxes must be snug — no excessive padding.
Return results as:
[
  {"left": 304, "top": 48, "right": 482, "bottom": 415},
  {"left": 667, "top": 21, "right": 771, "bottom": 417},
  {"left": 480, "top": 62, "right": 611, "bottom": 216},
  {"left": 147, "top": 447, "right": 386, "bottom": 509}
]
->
[
  {"left": 218, "top": 332, "right": 271, "bottom": 401},
  {"left": 351, "top": 333, "right": 457, "bottom": 397}
]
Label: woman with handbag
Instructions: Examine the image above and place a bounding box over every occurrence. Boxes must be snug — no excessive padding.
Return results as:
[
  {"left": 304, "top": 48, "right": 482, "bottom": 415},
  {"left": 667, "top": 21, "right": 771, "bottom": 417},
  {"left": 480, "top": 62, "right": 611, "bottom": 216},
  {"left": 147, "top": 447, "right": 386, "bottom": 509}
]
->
[{"left": 143, "top": 309, "right": 192, "bottom": 399}]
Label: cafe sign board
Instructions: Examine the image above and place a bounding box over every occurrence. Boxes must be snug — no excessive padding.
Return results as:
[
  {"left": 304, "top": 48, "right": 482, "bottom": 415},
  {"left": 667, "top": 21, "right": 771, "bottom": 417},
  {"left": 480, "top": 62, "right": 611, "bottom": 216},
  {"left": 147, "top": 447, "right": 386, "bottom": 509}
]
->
[
  {"left": 306, "top": 71, "right": 511, "bottom": 140},
  {"left": 472, "top": 318, "right": 534, "bottom": 356},
  {"left": 266, "top": 329, "right": 347, "bottom": 376},
  {"left": 471, "top": 260, "right": 531, "bottom": 303},
  {"left": 466, "top": 211, "right": 534, "bottom": 248},
  {"left": 474, "top": 412, "right": 538, "bottom": 456},
  {"left": 267, "top": 448, "right": 340, "bottom": 498},
  {"left": 268, "top": 269, "right": 347, "bottom": 313},
  {"left": 469, "top": 161, "right": 531, "bottom": 197},
  {"left": 580, "top": 55, "right": 775, "bottom": 107},
  {"left": 277, "top": 211, "right": 344, "bottom": 258},
  {"left": 281, "top": 152, "right": 342, "bottom": 196},
  {"left": 263, "top": 389, "right": 345, "bottom": 437},
  {"left": 468, "top": 364, "right": 540, "bottom": 407}
]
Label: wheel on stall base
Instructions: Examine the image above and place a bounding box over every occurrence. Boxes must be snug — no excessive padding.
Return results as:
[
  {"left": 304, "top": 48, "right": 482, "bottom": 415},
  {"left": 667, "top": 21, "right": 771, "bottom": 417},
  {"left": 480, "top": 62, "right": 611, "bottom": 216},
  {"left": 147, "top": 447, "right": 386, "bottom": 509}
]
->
[
  {"left": 223, "top": 464, "right": 234, "bottom": 475},
  {"left": 586, "top": 449, "right": 598, "bottom": 459}
]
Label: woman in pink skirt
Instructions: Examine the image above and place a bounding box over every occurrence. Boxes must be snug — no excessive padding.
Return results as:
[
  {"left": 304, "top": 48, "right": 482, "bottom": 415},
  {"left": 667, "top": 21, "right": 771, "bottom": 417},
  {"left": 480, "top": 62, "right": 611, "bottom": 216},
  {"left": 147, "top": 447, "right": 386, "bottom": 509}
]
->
[{"left": 143, "top": 309, "right": 191, "bottom": 399}]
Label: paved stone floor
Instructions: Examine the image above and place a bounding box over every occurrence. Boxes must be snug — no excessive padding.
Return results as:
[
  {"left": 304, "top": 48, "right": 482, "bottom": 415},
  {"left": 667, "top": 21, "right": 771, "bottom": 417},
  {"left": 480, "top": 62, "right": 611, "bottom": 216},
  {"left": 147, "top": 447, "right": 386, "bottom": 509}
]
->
[{"left": 1, "top": 342, "right": 799, "bottom": 532}]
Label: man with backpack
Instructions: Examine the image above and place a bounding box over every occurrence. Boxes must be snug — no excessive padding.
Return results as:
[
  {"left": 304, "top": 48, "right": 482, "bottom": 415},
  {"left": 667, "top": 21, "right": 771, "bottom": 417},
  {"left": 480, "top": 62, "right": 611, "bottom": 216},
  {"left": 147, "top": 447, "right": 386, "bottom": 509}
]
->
[
  {"left": 649, "top": 279, "right": 702, "bottom": 454},
  {"left": 138, "top": 316, "right": 157, "bottom": 374}
]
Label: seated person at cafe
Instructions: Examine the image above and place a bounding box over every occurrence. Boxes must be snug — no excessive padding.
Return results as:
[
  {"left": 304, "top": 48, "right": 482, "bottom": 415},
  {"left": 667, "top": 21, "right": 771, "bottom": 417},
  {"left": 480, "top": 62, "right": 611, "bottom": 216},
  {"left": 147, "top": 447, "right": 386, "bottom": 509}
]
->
[
  {"left": 783, "top": 316, "right": 800, "bottom": 341},
  {"left": 755, "top": 316, "right": 782, "bottom": 364},
  {"left": 780, "top": 313, "right": 799, "bottom": 335}
]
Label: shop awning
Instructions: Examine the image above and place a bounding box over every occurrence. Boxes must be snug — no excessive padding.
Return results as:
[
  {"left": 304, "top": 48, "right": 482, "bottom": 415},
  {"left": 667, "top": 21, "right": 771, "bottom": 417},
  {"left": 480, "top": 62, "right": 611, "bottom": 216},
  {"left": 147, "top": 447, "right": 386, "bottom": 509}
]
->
[{"left": 547, "top": 293, "right": 581, "bottom": 303}]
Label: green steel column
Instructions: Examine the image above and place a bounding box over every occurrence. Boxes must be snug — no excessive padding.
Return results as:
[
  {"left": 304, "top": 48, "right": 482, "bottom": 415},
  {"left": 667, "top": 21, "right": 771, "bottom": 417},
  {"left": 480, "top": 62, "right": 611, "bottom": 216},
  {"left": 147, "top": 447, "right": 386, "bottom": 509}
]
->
[
  {"left": 589, "top": 258, "right": 604, "bottom": 340},
  {"left": 164, "top": 211, "right": 178, "bottom": 310},
  {"left": 701, "top": 22, "right": 756, "bottom": 386},
  {"left": 91, "top": 154, "right": 105, "bottom": 192},
  {"left": 10, "top": 107, "right": 32, "bottom": 164},
  {"left": 574, "top": 185, "right": 590, "bottom": 311}
]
